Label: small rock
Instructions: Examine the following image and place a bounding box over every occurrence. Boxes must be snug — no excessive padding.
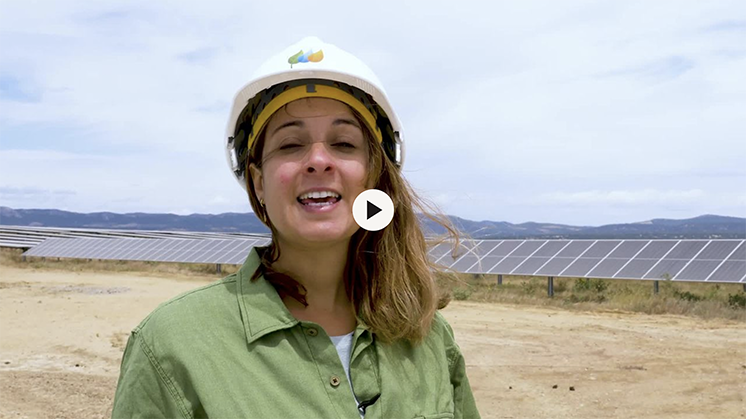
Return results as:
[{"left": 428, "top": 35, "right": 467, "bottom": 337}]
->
[
  {"left": 508, "top": 386, "right": 513, "bottom": 390},
  {"left": 37, "top": 300, "right": 42, "bottom": 303},
  {"left": 569, "top": 386, "right": 576, "bottom": 391},
  {"left": 552, "top": 385, "right": 558, "bottom": 389},
  {"left": 96, "top": 333, "right": 100, "bottom": 337},
  {"left": 75, "top": 363, "right": 80, "bottom": 367},
  {"left": 3, "top": 361, "right": 10, "bottom": 365}
]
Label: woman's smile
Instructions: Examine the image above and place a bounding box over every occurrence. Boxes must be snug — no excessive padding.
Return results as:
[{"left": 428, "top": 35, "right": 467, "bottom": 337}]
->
[{"left": 297, "top": 189, "right": 342, "bottom": 211}]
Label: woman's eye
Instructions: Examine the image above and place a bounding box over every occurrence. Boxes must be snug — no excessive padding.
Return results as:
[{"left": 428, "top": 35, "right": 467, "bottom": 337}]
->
[
  {"left": 279, "top": 143, "right": 302, "bottom": 150},
  {"left": 333, "top": 142, "right": 356, "bottom": 149}
]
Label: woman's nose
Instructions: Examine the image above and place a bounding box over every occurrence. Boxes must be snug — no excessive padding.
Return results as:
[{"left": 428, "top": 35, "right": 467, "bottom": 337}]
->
[{"left": 305, "top": 142, "right": 334, "bottom": 173}]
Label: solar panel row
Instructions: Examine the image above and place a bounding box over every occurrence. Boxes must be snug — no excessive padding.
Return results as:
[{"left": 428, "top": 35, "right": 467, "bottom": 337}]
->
[
  {"left": 23, "top": 237, "right": 272, "bottom": 265},
  {"left": 21, "top": 238, "right": 746, "bottom": 283},
  {"left": 430, "top": 239, "right": 745, "bottom": 283},
  {"left": 0, "top": 226, "right": 272, "bottom": 250}
]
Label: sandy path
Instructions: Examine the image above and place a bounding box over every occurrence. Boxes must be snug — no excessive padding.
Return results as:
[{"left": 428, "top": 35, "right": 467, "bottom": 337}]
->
[{"left": 0, "top": 266, "right": 744, "bottom": 419}]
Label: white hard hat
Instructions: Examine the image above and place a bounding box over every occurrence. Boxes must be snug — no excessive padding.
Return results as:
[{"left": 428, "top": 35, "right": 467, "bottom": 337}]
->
[{"left": 225, "top": 36, "right": 404, "bottom": 192}]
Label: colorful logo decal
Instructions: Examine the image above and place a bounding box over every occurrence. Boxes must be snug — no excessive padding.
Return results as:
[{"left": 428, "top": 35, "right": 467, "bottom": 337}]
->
[{"left": 288, "top": 49, "right": 324, "bottom": 67}]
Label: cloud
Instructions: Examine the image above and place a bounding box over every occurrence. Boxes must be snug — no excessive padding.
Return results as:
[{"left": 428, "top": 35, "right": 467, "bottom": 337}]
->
[
  {"left": 538, "top": 189, "right": 707, "bottom": 207},
  {"left": 0, "top": 186, "right": 76, "bottom": 198},
  {"left": 0, "top": 186, "right": 77, "bottom": 210},
  {"left": 0, "top": 0, "right": 744, "bottom": 225},
  {"left": 702, "top": 20, "right": 746, "bottom": 32},
  {"left": 177, "top": 47, "right": 220, "bottom": 64},
  {"left": 208, "top": 195, "right": 229, "bottom": 205},
  {"left": 0, "top": 74, "right": 41, "bottom": 102},
  {"left": 0, "top": 149, "right": 114, "bottom": 162},
  {"left": 194, "top": 101, "right": 229, "bottom": 113},
  {"left": 594, "top": 56, "right": 695, "bottom": 81}
]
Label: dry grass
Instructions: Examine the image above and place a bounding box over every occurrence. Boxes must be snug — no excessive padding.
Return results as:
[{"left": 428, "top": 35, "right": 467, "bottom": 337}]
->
[
  {"left": 0, "top": 248, "right": 239, "bottom": 279},
  {"left": 438, "top": 272, "right": 746, "bottom": 322}
]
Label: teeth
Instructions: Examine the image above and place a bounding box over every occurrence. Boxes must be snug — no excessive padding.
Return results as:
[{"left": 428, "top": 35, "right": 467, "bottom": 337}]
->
[
  {"left": 298, "top": 191, "right": 340, "bottom": 200},
  {"left": 305, "top": 201, "right": 335, "bottom": 207}
]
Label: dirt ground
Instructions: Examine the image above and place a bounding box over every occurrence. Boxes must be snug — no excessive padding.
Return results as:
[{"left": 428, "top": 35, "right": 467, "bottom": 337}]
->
[{"left": 0, "top": 266, "right": 744, "bottom": 419}]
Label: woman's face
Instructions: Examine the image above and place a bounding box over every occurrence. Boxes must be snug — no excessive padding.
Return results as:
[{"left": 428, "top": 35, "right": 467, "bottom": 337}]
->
[{"left": 250, "top": 98, "right": 369, "bottom": 249}]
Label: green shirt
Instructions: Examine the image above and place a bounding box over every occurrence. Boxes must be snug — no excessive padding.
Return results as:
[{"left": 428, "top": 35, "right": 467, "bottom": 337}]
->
[{"left": 112, "top": 248, "right": 480, "bottom": 419}]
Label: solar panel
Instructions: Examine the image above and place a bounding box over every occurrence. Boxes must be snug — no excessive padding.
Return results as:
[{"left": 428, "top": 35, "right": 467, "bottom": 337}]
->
[
  {"left": 22, "top": 237, "right": 272, "bottom": 265},
  {"left": 511, "top": 256, "right": 551, "bottom": 275},
  {"left": 455, "top": 239, "right": 745, "bottom": 283},
  {"left": 588, "top": 258, "right": 629, "bottom": 278},
  {"left": 615, "top": 259, "right": 659, "bottom": 279},
  {"left": 707, "top": 261, "right": 746, "bottom": 282},
  {"left": 697, "top": 240, "right": 739, "bottom": 260},
  {"left": 465, "top": 240, "right": 512, "bottom": 273},
  {"left": 643, "top": 259, "right": 689, "bottom": 280},
  {"left": 727, "top": 242, "right": 746, "bottom": 261},
  {"left": 0, "top": 225, "right": 271, "bottom": 249},
  {"left": 536, "top": 257, "right": 578, "bottom": 276},
  {"left": 636, "top": 241, "right": 678, "bottom": 258},
  {"left": 19, "top": 237, "right": 746, "bottom": 283},
  {"left": 556, "top": 241, "right": 594, "bottom": 258}
]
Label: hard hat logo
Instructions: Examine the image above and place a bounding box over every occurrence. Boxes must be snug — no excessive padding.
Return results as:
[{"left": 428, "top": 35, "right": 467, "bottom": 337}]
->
[{"left": 288, "top": 49, "right": 324, "bottom": 67}]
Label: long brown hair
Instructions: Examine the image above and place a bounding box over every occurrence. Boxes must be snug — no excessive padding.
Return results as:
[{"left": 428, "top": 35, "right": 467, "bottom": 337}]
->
[{"left": 246, "top": 101, "right": 459, "bottom": 344}]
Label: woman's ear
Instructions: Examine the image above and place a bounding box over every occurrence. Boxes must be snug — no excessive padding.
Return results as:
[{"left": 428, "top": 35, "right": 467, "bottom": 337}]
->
[{"left": 249, "top": 163, "right": 264, "bottom": 201}]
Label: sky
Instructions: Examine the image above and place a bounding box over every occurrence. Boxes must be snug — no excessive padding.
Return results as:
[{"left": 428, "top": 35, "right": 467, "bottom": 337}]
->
[{"left": 0, "top": 0, "right": 744, "bottom": 226}]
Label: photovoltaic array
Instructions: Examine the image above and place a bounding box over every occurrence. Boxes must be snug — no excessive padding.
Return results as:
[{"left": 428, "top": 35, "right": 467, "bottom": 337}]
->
[
  {"left": 429, "top": 239, "right": 745, "bottom": 283},
  {"left": 0, "top": 225, "right": 269, "bottom": 248},
  {"left": 23, "top": 237, "right": 271, "bottom": 265},
  {"left": 21, "top": 236, "right": 746, "bottom": 283}
]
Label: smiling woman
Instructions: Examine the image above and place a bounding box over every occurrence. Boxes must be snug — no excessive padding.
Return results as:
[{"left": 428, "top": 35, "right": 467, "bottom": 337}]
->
[{"left": 111, "top": 37, "right": 480, "bottom": 419}]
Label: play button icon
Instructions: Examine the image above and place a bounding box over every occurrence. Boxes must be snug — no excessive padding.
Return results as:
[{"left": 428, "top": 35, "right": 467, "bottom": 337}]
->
[
  {"left": 353, "top": 189, "right": 394, "bottom": 231},
  {"left": 367, "top": 201, "right": 382, "bottom": 219}
]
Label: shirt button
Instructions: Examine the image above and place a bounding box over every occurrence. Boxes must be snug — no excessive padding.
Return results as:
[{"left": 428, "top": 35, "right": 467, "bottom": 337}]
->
[
  {"left": 330, "top": 376, "right": 341, "bottom": 387},
  {"left": 306, "top": 327, "right": 318, "bottom": 337}
]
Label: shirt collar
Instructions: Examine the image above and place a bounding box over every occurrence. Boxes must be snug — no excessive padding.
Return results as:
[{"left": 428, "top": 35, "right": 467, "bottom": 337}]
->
[
  {"left": 235, "top": 246, "right": 373, "bottom": 345},
  {"left": 236, "top": 247, "right": 299, "bottom": 344}
]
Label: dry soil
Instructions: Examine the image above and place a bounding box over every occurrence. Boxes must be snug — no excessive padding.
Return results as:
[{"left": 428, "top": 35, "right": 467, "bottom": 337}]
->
[{"left": 0, "top": 266, "right": 744, "bottom": 419}]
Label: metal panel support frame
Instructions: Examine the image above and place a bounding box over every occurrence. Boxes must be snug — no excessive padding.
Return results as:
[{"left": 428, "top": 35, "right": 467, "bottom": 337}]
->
[
  {"left": 497, "top": 274, "right": 503, "bottom": 286},
  {"left": 653, "top": 280, "right": 659, "bottom": 295},
  {"left": 216, "top": 264, "right": 222, "bottom": 274},
  {"left": 548, "top": 276, "right": 554, "bottom": 297}
]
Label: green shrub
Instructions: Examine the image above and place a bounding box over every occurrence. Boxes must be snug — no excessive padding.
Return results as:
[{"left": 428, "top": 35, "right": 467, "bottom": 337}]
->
[
  {"left": 520, "top": 280, "right": 540, "bottom": 295},
  {"left": 452, "top": 287, "right": 473, "bottom": 301},
  {"left": 674, "top": 290, "right": 703, "bottom": 302},
  {"left": 573, "top": 278, "right": 608, "bottom": 293},
  {"left": 728, "top": 293, "right": 746, "bottom": 309}
]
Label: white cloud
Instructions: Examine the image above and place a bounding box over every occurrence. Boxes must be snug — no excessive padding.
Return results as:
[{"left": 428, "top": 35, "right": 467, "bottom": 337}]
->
[
  {"left": 0, "top": 149, "right": 113, "bottom": 161},
  {"left": 538, "top": 188, "right": 707, "bottom": 206}
]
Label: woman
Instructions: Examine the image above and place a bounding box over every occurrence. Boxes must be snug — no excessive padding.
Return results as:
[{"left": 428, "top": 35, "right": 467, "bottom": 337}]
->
[{"left": 112, "top": 37, "right": 480, "bottom": 419}]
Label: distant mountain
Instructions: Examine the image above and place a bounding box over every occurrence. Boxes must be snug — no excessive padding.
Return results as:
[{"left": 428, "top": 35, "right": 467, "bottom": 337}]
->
[
  {"left": 420, "top": 215, "right": 588, "bottom": 238},
  {"left": 0, "top": 207, "right": 269, "bottom": 234},
  {"left": 579, "top": 215, "right": 746, "bottom": 239},
  {"left": 1, "top": 207, "right": 743, "bottom": 239}
]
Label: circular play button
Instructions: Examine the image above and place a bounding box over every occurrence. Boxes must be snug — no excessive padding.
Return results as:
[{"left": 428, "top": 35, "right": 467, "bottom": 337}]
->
[{"left": 352, "top": 189, "right": 394, "bottom": 231}]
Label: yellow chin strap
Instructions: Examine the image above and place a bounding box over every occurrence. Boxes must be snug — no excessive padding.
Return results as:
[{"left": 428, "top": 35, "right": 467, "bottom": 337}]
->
[{"left": 247, "top": 84, "right": 383, "bottom": 150}]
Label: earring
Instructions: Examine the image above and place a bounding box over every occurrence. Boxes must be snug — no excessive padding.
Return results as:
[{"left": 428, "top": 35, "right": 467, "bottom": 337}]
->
[{"left": 258, "top": 199, "right": 268, "bottom": 223}]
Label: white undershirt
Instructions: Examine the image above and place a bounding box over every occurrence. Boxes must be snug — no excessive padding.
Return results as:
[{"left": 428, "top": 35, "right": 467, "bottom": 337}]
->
[{"left": 330, "top": 332, "right": 363, "bottom": 416}]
